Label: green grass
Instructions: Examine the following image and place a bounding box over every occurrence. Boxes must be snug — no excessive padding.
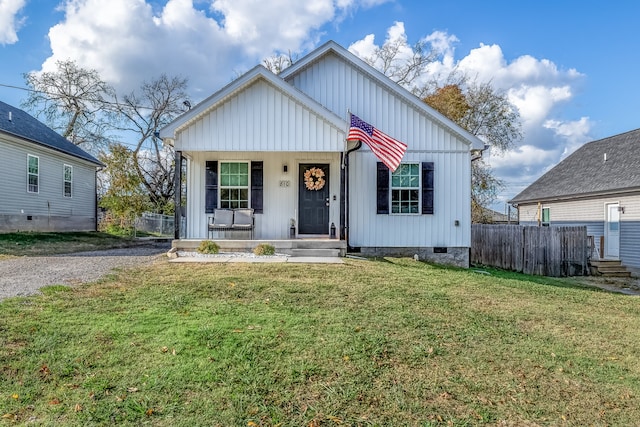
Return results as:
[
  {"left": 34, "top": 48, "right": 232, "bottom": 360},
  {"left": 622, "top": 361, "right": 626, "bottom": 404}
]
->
[
  {"left": 1, "top": 258, "right": 640, "bottom": 426},
  {"left": 0, "top": 232, "right": 142, "bottom": 257}
]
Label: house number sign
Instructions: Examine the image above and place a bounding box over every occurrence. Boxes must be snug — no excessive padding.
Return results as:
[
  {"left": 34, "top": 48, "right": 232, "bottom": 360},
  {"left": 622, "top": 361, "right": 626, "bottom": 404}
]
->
[{"left": 279, "top": 180, "right": 291, "bottom": 187}]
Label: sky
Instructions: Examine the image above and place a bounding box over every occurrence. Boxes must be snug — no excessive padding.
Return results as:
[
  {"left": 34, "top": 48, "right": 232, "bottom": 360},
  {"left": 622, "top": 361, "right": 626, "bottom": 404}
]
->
[{"left": 1, "top": 0, "right": 639, "bottom": 212}]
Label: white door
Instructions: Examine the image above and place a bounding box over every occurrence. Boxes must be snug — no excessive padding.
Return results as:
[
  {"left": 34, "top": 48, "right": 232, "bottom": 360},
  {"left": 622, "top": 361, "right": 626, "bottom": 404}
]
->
[{"left": 605, "top": 203, "right": 620, "bottom": 259}]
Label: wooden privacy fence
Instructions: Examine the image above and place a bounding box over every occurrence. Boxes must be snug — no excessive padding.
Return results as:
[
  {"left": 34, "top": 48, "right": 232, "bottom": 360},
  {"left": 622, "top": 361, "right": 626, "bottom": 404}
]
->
[{"left": 471, "top": 225, "right": 589, "bottom": 277}]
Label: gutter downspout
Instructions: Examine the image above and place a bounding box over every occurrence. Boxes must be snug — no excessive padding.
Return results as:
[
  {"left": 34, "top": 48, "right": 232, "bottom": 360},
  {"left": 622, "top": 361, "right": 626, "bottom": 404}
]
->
[{"left": 343, "top": 141, "right": 362, "bottom": 251}]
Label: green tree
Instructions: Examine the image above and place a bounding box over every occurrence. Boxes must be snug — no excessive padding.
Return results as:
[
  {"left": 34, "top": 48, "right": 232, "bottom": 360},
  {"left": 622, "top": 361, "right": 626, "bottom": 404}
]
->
[{"left": 98, "top": 144, "right": 151, "bottom": 231}]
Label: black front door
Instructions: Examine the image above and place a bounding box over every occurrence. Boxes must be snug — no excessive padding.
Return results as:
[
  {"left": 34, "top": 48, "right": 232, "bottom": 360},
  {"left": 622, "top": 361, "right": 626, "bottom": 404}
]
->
[{"left": 298, "top": 164, "right": 330, "bottom": 234}]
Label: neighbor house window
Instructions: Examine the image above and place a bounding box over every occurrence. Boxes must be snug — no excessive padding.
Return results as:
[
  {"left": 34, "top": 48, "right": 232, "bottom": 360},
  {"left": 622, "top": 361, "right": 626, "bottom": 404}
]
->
[
  {"left": 27, "top": 154, "right": 39, "bottom": 193},
  {"left": 391, "top": 163, "right": 420, "bottom": 214},
  {"left": 63, "top": 164, "right": 73, "bottom": 198},
  {"left": 541, "top": 207, "right": 550, "bottom": 226},
  {"left": 219, "top": 162, "right": 249, "bottom": 208}
]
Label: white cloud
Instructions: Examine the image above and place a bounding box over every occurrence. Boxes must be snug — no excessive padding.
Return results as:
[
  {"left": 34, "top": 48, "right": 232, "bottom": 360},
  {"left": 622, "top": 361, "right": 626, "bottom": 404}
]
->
[
  {"left": 41, "top": 0, "right": 388, "bottom": 99},
  {"left": 0, "top": 0, "right": 26, "bottom": 45},
  {"left": 348, "top": 22, "right": 594, "bottom": 203}
]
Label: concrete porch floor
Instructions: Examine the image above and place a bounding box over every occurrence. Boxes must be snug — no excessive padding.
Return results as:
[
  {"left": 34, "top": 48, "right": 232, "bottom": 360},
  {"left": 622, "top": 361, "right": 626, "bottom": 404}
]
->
[{"left": 168, "top": 238, "right": 347, "bottom": 263}]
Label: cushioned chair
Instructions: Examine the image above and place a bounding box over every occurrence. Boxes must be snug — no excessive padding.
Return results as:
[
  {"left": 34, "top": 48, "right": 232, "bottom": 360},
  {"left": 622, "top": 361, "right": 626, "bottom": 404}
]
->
[
  {"left": 232, "top": 208, "right": 254, "bottom": 239},
  {"left": 208, "top": 209, "right": 234, "bottom": 238}
]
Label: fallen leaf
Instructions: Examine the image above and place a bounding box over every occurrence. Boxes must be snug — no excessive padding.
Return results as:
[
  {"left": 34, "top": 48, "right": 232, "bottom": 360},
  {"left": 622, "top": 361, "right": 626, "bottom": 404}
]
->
[
  {"left": 48, "top": 398, "right": 61, "bottom": 405},
  {"left": 161, "top": 346, "right": 169, "bottom": 353},
  {"left": 247, "top": 422, "right": 257, "bottom": 427},
  {"left": 2, "top": 414, "right": 16, "bottom": 420},
  {"left": 74, "top": 404, "right": 83, "bottom": 412},
  {"left": 327, "top": 415, "right": 343, "bottom": 424},
  {"left": 127, "top": 387, "right": 139, "bottom": 393},
  {"left": 11, "top": 394, "right": 18, "bottom": 400},
  {"left": 145, "top": 408, "right": 154, "bottom": 416}
]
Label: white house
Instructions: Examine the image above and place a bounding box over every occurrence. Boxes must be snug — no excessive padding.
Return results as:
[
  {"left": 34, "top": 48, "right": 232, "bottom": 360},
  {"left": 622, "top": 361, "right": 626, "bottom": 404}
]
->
[
  {"left": 0, "top": 100, "right": 103, "bottom": 232},
  {"left": 160, "top": 41, "right": 483, "bottom": 267}
]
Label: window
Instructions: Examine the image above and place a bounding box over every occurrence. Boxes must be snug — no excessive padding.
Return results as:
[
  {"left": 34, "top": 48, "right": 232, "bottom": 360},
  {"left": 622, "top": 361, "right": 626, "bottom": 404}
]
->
[
  {"left": 27, "top": 155, "right": 39, "bottom": 193},
  {"left": 64, "top": 164, "right": 73, "bottom": 197},
  {"left": 391, "top": 163, "right": 420, "bottom": 214},
  {"left": 220, "top": 162, "right": 249, "bottom": 209},
  {"left": 541, "top": 207, "right": 550, "bottom": 226}
]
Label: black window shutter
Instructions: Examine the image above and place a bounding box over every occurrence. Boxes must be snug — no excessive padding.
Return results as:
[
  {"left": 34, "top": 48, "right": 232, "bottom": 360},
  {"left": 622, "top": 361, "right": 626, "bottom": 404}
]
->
[
  {"left": 376, "top": 162, "right": 389, "bottom": 214},
  {"left": 205, "top": 161, "right": 218, "bottom": 213},
  {"left": 422, "top": 162, "right": 434, "bottom": 214},
  {"left": 251, "top": 161, "right": 263, "bottom": 214}
]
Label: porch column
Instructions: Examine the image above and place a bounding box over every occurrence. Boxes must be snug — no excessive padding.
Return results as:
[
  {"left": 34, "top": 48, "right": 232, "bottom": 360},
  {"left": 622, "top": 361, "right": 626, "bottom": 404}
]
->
[{"left": 173, "top": 150, "right": 182, "bottom": 240}]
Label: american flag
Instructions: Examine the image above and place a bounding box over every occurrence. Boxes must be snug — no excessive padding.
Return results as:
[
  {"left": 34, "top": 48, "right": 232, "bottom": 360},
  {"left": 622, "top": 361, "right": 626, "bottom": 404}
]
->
[{"left": 347, "top": 114, "right": 407, "bottom": 172}]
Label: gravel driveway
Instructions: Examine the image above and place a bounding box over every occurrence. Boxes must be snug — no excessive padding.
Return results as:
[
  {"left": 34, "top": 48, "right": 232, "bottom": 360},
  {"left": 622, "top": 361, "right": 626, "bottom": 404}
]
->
[{"left": 0, "top": 243, "right": 170, "bottom": 300}]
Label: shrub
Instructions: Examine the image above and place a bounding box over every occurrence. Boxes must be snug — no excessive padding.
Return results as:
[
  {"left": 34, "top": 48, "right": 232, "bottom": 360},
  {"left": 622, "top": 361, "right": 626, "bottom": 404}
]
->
[
  {"left": 197, "top": 240, "right": 220, "bottom": 254},
  {"left": 253, "top": 243, "right": 275, "bottom": 256}
]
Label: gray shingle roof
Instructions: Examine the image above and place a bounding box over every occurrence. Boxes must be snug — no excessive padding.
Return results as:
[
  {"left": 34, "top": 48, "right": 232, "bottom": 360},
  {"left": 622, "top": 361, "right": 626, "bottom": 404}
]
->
[
  {"left": 0, "top": 100, "right": 102, "bottom": 166},
  {"left": 510, "top": 128, "right": 640, "bottom": 204}
]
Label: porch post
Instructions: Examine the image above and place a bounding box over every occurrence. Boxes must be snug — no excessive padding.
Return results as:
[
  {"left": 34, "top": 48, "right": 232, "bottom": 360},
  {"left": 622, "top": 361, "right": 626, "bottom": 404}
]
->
[
  {"left": 173, "top": 150, "right": 182, "bottom": 240},
  {"left": 340, "top": 152, "right": 345, "bottom": 240}
]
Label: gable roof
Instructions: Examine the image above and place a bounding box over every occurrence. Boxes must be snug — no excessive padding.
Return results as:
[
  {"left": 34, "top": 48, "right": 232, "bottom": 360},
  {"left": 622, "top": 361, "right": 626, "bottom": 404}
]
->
[
  {"left": 0, "top": 100, "right": 102, "bottom": 166},
  {"left": 510, "top": 128, "right": 640, "bottom": 204},
  {"left": 159, "top": 64, "right": 346, "bottom": 142},
  {"left": 280, "top": 40, "right": 485, "bottom": 151}
]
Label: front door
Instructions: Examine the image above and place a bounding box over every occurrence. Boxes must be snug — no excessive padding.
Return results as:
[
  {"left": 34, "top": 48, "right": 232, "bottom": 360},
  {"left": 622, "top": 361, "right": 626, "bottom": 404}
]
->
[
  {"left": 605, "top": 203, "right": 620, "bottom": 259},
  {"left": 298, "top": 164, "right": 329, "bottom": 234}
]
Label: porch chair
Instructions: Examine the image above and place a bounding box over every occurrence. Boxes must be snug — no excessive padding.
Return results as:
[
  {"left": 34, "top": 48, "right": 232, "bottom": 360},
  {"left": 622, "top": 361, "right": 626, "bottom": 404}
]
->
[
  {"left": 208, "top": 209, "right": 234, "bottom": 238},
  {"left": 231, "top": 208, "right": 254, "bottom": 239}
]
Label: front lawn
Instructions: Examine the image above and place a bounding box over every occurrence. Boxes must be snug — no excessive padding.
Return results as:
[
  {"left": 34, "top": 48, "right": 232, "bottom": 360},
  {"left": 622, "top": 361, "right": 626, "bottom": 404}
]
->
[
  {"left": 0, "top": 232, "right": 144, "bottom": 257},
  {"left": 1, "top": 258, "right": 639, "bottom": 425}
]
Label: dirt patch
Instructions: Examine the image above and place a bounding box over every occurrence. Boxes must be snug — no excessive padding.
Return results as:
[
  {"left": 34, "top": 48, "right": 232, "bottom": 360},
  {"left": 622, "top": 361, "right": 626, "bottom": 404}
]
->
[{"left": 564, "top": 275, "right": 640, "bottom": 296}]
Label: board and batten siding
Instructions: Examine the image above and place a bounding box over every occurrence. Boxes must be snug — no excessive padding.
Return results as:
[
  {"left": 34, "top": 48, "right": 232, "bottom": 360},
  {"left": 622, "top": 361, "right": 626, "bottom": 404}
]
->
[
  {"left": 349, "top": 149, "right": 471, "bottom": 248},
  {"left": 174, "top": 79, "right": 345, "bottom": 153},
  {"left": 285, "top": 52, "right": 471, "bottom": 154},
  {"left": 0, "top": 136, "right": 97, "bottom": 231},
  {"left": 185, "top": 151, "right": 342, "bottom": 239}
]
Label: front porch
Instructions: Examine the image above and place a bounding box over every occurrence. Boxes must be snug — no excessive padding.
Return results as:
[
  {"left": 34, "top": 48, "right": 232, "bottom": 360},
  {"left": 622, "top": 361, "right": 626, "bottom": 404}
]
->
[{"left": 169, "top": 238, "right": 347, "bottom": 258}]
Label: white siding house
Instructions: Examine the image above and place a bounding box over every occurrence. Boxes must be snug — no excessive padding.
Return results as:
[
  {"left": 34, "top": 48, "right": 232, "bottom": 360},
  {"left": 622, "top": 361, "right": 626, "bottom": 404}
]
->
[
  {"left": 160, "top": 41, "right": 483, "bottom": 267},
  {"left": 510, "top": 128, "right": 640, "bottom": 276},
  {"left": 0, "top": 101, "right": 102, "bottom": 232}
]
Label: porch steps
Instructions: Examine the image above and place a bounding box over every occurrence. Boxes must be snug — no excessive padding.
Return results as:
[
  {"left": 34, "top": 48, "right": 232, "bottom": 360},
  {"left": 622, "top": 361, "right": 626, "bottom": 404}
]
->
[
  {"left": 590, "top": 260, "right": 632, "bottom": 277},
  {"left": 290, "top": 248, "right": 342, "bottom": 257}
]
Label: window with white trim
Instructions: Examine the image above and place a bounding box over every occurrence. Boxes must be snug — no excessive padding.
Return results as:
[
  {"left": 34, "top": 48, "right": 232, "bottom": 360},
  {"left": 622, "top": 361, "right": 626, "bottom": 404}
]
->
[
  {"left": 64, "top": 164, "right": 73, "bottom": 198},
  {"left": 541, "top": 207, "right": 550, "bottom": 226},
  {"left": 391, "top": 163, "right": 420, "bottom": 214},
  {"left": 219, "top": 162, "right": 249, "bottom": 209},
  {"left": 27, "top": 154, "right": 39, "bottom": 193}
]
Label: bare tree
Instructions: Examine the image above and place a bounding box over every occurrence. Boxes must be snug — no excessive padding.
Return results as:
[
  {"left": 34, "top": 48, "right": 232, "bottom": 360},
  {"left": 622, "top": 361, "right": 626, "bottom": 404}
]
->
[
  {"left": 359, "top": 39, "right": 437, "bottom": 95},
  {"left": 262, "top": 51, "right": 298, "bottom": 74},
  {"left": 114, "top": 74, "right": 189, "bottom": 213},
  {"left": 22, "top": 60, "right": 116, "bottom": 151}
]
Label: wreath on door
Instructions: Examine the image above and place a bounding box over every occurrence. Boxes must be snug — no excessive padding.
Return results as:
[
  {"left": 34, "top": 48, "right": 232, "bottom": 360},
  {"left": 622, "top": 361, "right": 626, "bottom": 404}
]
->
[{"left": 304, "top": 167, "right": 325, "bottom": 191}]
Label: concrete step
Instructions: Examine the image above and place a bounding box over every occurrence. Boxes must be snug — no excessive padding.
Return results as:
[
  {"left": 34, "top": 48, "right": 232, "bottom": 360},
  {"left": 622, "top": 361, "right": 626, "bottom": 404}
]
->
[{"left": 290, "top": 248, "right": 341, "bottom": 257}]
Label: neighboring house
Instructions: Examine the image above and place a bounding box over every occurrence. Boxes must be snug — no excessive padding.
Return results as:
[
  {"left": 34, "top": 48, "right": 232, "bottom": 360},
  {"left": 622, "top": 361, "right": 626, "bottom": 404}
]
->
[
  {"left": 160, "top": 41, "right": 484, "bottom": 267},
  {"left": 0, "top": 100, "right": 103, "bottom": 232},
  {"left": 510, "top": 128, "right": 640, "bottom": 275}
]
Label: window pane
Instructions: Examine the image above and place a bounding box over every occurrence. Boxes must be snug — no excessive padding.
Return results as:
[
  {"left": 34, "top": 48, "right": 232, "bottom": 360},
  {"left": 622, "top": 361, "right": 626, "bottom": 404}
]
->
[
  {"left": 230, "top": 162, "right": 238, "bottom": 174},
  {"left": 220, "top": 163, "right": 229, "bottom": 174},
  {"left": 28, "top": 156, "right": 38, "bottom": 174}
]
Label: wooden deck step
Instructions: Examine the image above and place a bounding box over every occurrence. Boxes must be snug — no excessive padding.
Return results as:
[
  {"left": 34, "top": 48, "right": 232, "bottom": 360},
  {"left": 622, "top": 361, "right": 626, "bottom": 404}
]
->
[{"left": 590, "top": 260, "right": 632, "bottom": 277}]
